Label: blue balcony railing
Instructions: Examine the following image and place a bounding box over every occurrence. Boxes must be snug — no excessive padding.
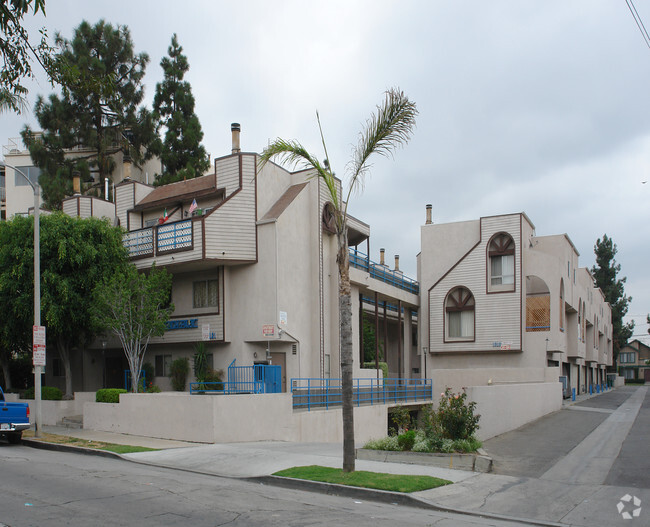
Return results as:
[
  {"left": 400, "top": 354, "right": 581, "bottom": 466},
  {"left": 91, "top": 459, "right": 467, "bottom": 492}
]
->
[
  {"left": 291, "top": 377, "right": 432, "bottom": 411},
  {"left": 349, "top": 249, "right": 419, "bottom": 295}
]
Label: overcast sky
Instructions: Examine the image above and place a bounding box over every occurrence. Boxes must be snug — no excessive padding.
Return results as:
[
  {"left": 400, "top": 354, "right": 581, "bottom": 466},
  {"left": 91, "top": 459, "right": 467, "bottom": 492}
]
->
[{"left": 2, "top": 0, "right": 649, "bottom": 341}]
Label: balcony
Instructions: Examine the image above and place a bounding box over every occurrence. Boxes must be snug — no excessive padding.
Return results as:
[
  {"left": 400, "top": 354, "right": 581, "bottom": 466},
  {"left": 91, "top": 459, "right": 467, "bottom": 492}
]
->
[
  {"left": 124, "top": 218, "right": 194, "bottom": 260},
  {"left": 349, "top": 249, "right": 419, "bottom": 295}
]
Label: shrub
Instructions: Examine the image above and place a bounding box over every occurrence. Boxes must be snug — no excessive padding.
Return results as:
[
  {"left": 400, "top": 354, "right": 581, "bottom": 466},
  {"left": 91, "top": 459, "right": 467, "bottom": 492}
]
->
[
  {"left": 391, "top": 406, "right": 412, "bottom": 433},
  {"left": 193, "top": 342, "right": 208, "bottom": 383},
  {"left": 170, "top": 357, "right": 190, "bottom": 391},
  {"left": 397, "top": 429, "right": 417, "bottom": 451},
  {"left": 96, "top": 388, "right": 127, "bottom": 403},
  {"left": 426, "top": 388, "right": 481, "bottom": 441},
  {"left": 364, "top": 435, "right": 401, "bottom": 451},
  {"left": 21, "top": 386, "right": 63, "bottom": 400},
  {"left": 362, "top": 361, "right": 389, "bottom": 380},
  {"left": 146, "top": 384, "right": 162, "bottom": 393}
]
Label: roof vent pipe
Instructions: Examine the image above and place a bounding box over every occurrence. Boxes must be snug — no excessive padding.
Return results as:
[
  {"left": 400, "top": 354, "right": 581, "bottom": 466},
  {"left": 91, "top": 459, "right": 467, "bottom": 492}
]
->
[
  {"left": 426, "top": 204, "right": 432, "bottom": 224},
  {"left": 379, "top": 248, "right": 385, "bottom": 266},
  {"left": 231, "top": 123, "right": 241, "bottom": 154},
  {"left": 394, "top": 254, "right": 400, "bottom": 273}
]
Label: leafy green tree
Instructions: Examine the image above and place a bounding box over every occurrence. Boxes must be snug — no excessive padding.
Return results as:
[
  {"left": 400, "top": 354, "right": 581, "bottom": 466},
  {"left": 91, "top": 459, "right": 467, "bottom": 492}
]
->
[
  {"left": 260, "top": 88, "right": 417, "bottom": 472},
  {"left": 1, "top": 0, "right": 52, "bottom": 113},
  {"left": 591, "top": 234, "right": 634, "bottom": 362},
  {"left": 152, "top": 33, "right": 209, "bottom": 185},
  {"left": 363, "top": 315, "right": 383, "bottom": 363},
  {"left": 0, "top": 213, "right": 128, "bottom": 397},
  {"left": 92, "top": 264, "right": 173, "bottom": 394},
  {"left": 21, "top": 19, "right": 156, "bottom": 209}
]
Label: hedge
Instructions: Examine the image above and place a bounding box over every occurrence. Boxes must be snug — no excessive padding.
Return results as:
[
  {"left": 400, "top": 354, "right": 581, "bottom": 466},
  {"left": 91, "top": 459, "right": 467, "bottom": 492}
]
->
[
  {"left": 21, "top": 386, "right": 63, "bottom": 400},
  {"left": 362, "top": 361, "right": 389, "bottom": 380},
  {"left": 96, "top": 388, "right": 127, "bottom": 403}
]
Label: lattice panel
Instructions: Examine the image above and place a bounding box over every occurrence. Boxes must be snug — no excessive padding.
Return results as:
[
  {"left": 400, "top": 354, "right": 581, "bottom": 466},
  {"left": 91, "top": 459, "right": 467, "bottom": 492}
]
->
[{"left": 526, "top": 295, "right": 550, "bottom": 332}]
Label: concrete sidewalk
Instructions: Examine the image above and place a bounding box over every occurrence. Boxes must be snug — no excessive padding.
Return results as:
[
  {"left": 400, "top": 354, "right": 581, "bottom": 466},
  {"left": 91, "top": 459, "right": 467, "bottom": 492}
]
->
[{"left": 22, "top": 386, "right": 648, "bottom": 527}]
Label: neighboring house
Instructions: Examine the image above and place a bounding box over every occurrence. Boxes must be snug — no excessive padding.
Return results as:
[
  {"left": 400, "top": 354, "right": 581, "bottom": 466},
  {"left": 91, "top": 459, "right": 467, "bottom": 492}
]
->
[
  {"left": 54, "top": 124, "right": 420, "bottom": 393},
  {"left": 618, "top": 339, "right": 650, "bottom": 382},
  {"left": 2, "top": 135, "right": 161, "bottom": 218},
  {"left": 418, "top": 212, "right": 613, "bottom": 398}
]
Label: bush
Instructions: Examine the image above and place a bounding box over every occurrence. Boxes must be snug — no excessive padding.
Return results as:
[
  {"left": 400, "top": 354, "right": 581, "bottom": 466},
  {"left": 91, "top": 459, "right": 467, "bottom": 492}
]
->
[
  {"left": 364, "top": 435, "right": 401, "bottom": 451},
  {"left": 170, "top": 357, "right": 190, "bottom": 391},
  {"left": 96, "top": 388, "right": 127, "bottom": 403},
  {"left": 362, "top": 361, "right": 389, "bottom": 380},
  {"left": 21, "top": 386, "right": 63, "bottom": 400},
  {"left": 425, "top": 388, "right": 481, "bottom": 441},
  {"left": 397, "top": 430, "right": 416, "bottom": 451},
  {"left": 193, "top": 342, "right": 208, "bottom": 383},
  {"left": 391, "top": 406, "right": 412, "bottom": 433},
  {"left": 147, "top": 384, "right": 162, "bottom": 393}
]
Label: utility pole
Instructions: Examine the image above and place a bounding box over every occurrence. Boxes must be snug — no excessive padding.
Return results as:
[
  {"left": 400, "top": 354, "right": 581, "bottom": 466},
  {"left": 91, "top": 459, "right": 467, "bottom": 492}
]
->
[{"left": 1, "top": 161, "right": 42, "bottom": 437}]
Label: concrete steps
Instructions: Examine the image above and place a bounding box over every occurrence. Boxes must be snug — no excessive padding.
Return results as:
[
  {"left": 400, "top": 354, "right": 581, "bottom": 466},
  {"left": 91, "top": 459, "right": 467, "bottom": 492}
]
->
[{"left": 57, "top": 415, "right": 83, "bottom": 429}]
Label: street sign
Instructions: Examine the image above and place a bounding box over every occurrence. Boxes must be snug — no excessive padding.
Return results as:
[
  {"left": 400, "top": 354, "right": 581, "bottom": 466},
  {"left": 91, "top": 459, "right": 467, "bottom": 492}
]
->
[{"left": 33, "top": 325, "right": 46, "bottom": 366}]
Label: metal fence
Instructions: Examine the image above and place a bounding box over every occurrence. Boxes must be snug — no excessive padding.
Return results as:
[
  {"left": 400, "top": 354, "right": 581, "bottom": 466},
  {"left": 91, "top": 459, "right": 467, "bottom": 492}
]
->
[
  {"left": 291, "top": 377, "right": 433, "bottom": 411},
  {"left": 190, "top": 360, "right": 281, "bottom": 395}
]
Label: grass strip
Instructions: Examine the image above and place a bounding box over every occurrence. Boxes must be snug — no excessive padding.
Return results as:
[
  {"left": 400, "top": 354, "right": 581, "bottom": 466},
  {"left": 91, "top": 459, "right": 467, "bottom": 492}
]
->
[
  {"left": 273, "top": 465, "right": 452, "bottom": 493},
  {"left": 23, "top": 430, "right": 158, "bottom": 454}
]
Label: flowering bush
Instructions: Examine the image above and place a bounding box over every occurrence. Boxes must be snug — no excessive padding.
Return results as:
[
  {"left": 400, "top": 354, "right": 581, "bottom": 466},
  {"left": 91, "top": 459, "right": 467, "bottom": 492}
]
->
[{"left": 424, "top": 388, "right": 480, "bottom": 440}]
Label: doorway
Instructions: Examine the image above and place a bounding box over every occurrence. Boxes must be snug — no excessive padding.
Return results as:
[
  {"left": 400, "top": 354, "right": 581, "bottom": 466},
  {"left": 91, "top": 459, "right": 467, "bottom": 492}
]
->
[{"left": 270, "top": 352, "right": 286, "bottom": 392}]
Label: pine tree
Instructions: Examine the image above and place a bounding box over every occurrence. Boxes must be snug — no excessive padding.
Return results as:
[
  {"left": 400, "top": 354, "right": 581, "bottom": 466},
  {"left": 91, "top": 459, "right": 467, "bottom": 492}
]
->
[
  {"left": 21, "top": 20, "right": 156, "bottom": 209},
  {"left": 591, "top": 234, "right": 634, "bottom": 361},
  {"left": 152, "top": 34, "right": 209, "bottom": 186}
]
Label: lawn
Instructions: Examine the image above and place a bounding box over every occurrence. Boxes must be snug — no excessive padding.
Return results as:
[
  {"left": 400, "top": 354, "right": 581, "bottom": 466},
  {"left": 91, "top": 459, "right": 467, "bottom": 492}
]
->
[
  {"left": 22, "top": 430, "right": 158, "bottom": 454},
  {"left": 272, "top": 465, "right": 452, "bottom": 493}
]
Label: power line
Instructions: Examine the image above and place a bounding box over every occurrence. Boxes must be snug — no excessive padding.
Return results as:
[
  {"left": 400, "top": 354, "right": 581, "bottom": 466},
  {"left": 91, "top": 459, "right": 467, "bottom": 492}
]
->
[{"left": 625, "top": 0, "right": 650, "bottom": 49}]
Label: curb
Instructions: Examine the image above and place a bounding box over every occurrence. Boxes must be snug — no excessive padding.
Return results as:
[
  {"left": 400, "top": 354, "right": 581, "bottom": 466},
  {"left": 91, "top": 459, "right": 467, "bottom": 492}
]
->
[
  {"left": 21, "top": 439, "right": 561, "bottom": 527},
  {"left": 22, "top": 438, "right": 123, "bottom": 460}
]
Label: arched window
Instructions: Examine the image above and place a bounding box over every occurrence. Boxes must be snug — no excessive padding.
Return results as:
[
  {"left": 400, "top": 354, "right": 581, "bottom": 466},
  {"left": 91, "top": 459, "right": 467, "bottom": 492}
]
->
[
  {"left": 488, "top": 233, "right": 515, "bottom": 292},
  {"left": 445, "top": 287, "right": 475, "bottom": 341}
]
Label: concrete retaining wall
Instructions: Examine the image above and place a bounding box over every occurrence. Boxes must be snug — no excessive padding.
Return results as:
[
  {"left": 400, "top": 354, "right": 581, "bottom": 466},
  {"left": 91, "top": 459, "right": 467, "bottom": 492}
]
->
[
  {"left": 467, "top": 382, "right": 562, "bottom": 440},
  {"left": 83, "top": 392, "right": 389, "bottom": 444},
  {"left": 14, "top": 392, "right": 96, "bottom": 426}
]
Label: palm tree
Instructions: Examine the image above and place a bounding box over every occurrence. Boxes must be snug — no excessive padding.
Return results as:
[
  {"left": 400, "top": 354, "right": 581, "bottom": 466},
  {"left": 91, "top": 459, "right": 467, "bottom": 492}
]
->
[{"left": 259, "top": 88, "right": 417, "bottom": 472}]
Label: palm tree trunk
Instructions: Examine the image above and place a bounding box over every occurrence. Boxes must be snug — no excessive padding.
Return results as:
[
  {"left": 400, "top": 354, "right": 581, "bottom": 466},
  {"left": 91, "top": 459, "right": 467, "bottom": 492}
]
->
[{"left": 338, "top": 233, "right": 355, "bottom": 472}]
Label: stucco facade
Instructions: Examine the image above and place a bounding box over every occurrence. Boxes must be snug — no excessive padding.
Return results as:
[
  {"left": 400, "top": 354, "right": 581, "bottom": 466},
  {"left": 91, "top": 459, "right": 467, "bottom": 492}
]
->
[{"left": 418, "top": 212, "right": 613, "bottom": 397}]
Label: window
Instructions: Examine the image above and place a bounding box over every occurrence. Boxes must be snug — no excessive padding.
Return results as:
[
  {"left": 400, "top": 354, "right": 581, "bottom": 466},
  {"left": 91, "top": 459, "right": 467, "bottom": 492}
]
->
[
  {"left": 193, "top": 279, "right": 219, "bottom": 308},
  {"left": 488, "top": 233, "right": 515, "bottom": 292},
  {"left": 14, "top": 166, "right": 40, "bottom": 187},
  {"left": 155, "top": 354, "right": 172, "bottom": 377},
  {"left": 445, "top": 286, "right": 475, "bottom": 340},
  {"left": 620, "top": 352, "right": 636, "bottom": 364},
  {"left": 559, "top": 280, "right": 565, "bottom": 332}
]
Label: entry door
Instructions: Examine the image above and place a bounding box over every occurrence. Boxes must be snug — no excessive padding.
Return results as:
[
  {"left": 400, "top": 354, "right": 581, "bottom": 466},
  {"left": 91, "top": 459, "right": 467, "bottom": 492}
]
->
[{"left": 270, "top": 352, "right": 286, "bottom": 392}]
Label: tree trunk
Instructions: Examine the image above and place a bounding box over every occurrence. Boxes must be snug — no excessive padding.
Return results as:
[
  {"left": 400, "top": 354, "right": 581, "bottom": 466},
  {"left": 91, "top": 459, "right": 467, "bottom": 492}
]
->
[
  {"left": 338, "top": 233, "right": 355, "bottom": 472},
  {"left": 57, "top": 339, "right": 74, "bottom": 400},
  {"left": 0, "top": 355, "right": 12, "bottom": 391}
]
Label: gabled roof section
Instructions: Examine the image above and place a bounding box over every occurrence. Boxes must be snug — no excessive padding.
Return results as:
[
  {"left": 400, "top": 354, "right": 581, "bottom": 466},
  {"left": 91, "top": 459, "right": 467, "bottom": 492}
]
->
[
  {"left": 259, "top": 182, "right": 308, "bottom": 222},
  {"left": 131, "top": 173, "right": 224, "bottom": 211}
]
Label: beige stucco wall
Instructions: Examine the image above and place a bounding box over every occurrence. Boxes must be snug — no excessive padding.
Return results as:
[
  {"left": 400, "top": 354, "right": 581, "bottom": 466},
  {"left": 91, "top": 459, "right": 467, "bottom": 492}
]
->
[
  {"left": 83, "top": 392, "right": 388, "bottom": 444},
  {"left": 466, "top": 382, "right": 562, "bottom": 440}
]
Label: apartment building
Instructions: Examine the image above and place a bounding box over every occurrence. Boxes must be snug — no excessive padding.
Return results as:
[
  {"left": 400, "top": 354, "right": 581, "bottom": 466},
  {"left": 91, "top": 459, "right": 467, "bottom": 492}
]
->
[
  {"left": 2, "top": 135, "right": 160, "bottom": 218},
  {"left": 418, "top": 211, "right": 613, "bottom": 399},
  {"left": 59, "top": 124, "right": 420, "bottom": 393}
]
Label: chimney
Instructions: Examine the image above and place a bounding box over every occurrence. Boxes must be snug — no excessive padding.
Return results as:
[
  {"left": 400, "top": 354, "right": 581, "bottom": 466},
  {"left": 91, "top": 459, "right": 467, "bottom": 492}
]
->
[
  {"left": 394, "top": 254, "right": 400, "bottom": 273},
  {"left": 426, "top": 204, "right": 432, "bottom": 224},
  {"left": 123, "top": 151, "right": 132, "bottom": 181},
  {"left": 379, "top": 248, "right": 385, "bottom": 266},
  {"left": 72, "top": 171, "right": 81, "bottom": 195},
  {"left": 231, "top": 123, "right": 241, "bottom": 154}
]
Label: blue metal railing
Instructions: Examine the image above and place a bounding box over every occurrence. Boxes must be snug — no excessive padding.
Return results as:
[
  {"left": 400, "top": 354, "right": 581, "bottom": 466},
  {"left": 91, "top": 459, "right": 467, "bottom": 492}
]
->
[
  {"left": 291, "top": 377, "right": 432, "bottom": 411},
  {"left": 349, "top": 249, "right": 419, "bottom": 295},
  {"left": 190, "top": 359, "right": 281, "bottom": 394}
]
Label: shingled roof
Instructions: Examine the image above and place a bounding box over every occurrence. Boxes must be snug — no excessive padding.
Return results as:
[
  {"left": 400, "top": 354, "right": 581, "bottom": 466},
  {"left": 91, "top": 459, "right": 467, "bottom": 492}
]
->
[{"left": 132, "top": 173, "right": 224, "bottom": 211}]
